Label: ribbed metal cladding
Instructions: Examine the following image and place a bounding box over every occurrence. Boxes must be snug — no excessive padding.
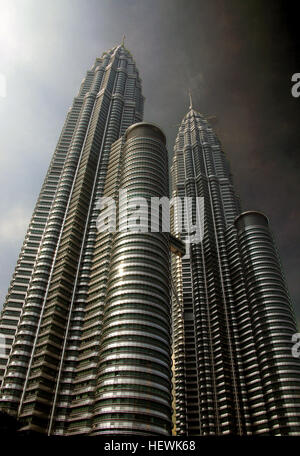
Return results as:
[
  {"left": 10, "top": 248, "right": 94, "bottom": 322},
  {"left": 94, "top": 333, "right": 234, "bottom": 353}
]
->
[
  {"left": 171, "top": 104, "right": 300, "bottom": 435},
  {"left": 171, "top": 107, "right": 244, "bottom": 435},
  {"left": 91, "top": 123, "right": 172, "bottom": 436},
  {"left": 0, "top": 43, "right": 144, "bottom": 434},
  {"left": 232, "top": 212, "right": 300, "bottom": 435}
]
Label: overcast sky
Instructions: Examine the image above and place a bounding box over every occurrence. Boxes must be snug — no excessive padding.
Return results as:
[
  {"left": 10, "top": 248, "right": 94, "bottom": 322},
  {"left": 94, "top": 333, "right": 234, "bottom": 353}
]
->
[{"left": 0, "top": 0, "right": 299, "bottom": 325}]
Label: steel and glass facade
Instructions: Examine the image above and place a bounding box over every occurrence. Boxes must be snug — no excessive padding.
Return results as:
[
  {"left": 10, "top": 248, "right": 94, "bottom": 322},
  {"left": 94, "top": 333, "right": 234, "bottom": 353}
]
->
[
  {"left": 226, "top": 212, "right": 300, "bottom": 435},
  {"left": 0, "top": 45, "right": 173, "bottom": 435},
  {"left": 90, "top": 123, "right": 171, "bottom": 436},
  {"left": 171, "top": 105, "right": 300, "bottom": 435},
  {"left": 0, "top": 40, "right": 299, "bottom": 437}
]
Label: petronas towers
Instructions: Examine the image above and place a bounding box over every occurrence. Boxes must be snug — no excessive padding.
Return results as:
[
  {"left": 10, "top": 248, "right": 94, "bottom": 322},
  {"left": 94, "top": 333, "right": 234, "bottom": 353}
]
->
[{"left": 0, "top": 43, "right": 299, "bottom": 436}]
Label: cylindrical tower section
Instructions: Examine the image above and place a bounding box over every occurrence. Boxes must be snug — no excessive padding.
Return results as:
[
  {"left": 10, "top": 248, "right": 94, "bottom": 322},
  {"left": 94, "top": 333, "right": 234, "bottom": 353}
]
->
[
  {"left": 235, "top": 211, "right": 300, "bottom": 435},
  {"left": 92, "top": 123, "right": 172, "bottom": 435}
]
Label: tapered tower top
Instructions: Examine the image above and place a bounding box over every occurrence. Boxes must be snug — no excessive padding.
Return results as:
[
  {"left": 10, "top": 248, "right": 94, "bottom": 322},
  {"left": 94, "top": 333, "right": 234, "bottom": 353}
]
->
[{"left": 186, "top": 90, "right": 204, "bottom": 119}]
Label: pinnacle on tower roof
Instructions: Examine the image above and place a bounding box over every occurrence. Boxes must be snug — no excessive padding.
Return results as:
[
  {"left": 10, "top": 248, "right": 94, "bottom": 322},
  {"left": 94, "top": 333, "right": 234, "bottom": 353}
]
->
[
  {"left": 188, "top": 90, "right": 193, "bottom": 110},
  {"left": 186, "top": 90, "right": 206, "bottom": 119}
]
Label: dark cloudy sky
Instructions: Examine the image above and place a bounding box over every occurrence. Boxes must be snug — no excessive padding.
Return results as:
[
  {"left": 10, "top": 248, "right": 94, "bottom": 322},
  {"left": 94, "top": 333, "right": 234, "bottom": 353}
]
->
[{"left": 0, "top": 0, "right": 299, "bottom": 325}]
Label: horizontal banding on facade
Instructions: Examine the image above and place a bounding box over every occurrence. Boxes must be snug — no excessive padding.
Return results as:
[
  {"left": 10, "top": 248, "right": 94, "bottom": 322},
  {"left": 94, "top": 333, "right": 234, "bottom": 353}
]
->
[
  {"left": 125, "top": 122, "right": 166, "bottom": 145},
  {"left": 92, "top": 122, "right": 172, "bottom": 436},
  {"left": 234, "top": 211, "right": 269, "bottom": 231}
]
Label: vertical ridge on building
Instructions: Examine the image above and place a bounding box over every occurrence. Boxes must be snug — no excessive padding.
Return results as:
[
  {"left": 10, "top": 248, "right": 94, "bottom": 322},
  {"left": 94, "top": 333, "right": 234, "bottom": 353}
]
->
[
  {"left": 0, "top": 45, "right": 163, "bottom": 435},
  {"left": 171, "top": 105, "right": 300, "bottom": 435}
]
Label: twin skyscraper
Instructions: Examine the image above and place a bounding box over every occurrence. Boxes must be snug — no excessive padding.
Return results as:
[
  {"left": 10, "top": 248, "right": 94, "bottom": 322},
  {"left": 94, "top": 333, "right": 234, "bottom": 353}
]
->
[{"left": 0, "top": 43, "right": 299, "bottom": 436}]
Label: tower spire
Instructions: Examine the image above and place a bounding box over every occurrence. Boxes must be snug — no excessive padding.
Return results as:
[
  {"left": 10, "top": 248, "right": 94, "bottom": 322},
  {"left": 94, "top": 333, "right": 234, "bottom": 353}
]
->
[
  {"left": 188, "top": 90, "right": 193, "bottom": 110},
  {"left": 122, "top": 34, "right": 126, "bottom": 46}
]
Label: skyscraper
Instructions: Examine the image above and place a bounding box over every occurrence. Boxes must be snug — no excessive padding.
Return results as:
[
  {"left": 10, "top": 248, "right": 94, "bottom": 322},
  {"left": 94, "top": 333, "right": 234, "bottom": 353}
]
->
[
  {"left": 1, "top": 39, "right": 299, "bottom": 438},
  {"left": 0, "top": 44, "right": 172, "bottom": 435},
  {"left": 171, "top": 100, "right": 300, "bottom": 435}
]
